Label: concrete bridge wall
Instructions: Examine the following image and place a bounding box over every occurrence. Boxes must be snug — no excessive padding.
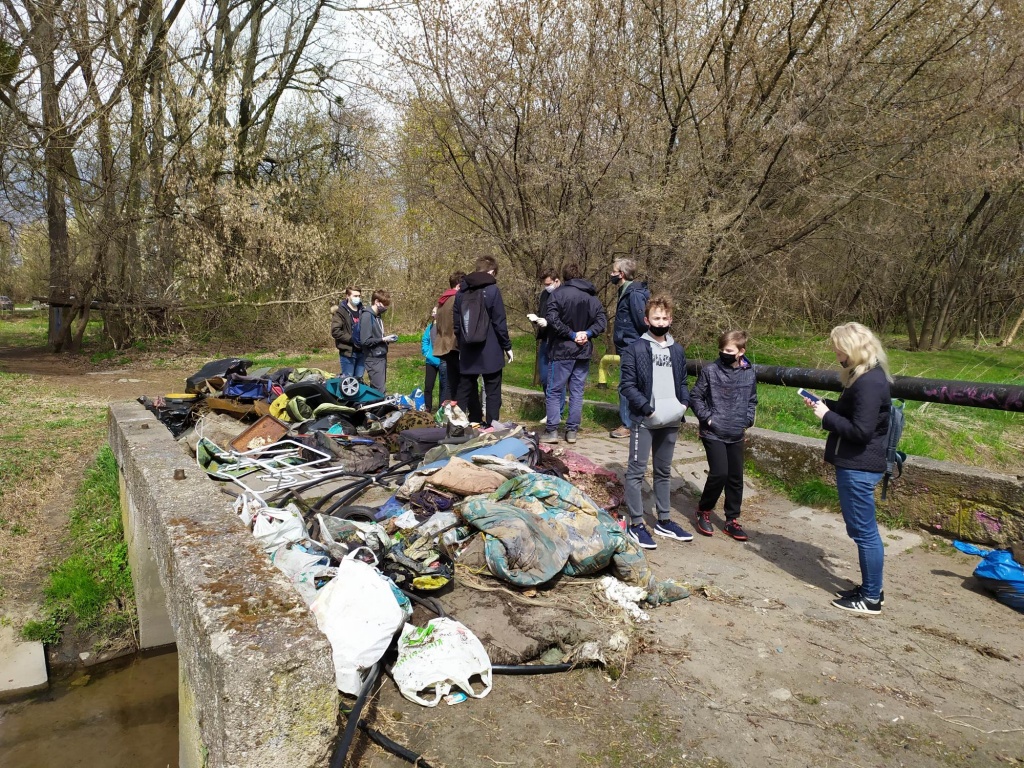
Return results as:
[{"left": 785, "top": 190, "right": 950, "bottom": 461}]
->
[
  {"left": 109, "top": 403, "right": 338, "bottom": 768},
  {"left": 503, "top": 388, "right": 1023, "bottom": 545}
]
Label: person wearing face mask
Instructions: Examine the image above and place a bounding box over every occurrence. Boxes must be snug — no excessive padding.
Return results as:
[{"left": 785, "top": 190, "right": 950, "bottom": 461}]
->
[
  {"left": 802, "top": 322, "right": 892, "bottom": 616},
  {"left": 528, "top": 268, "right": 565, "bottom": 415},
  {"left": 609, "top": 258, "right": 650, "bottom": 439},
  {"left": 421, "top": 306, "right": 446, "bottom": 412},
  {"left": 541, "top": 261, "right": 607, "bottom": 444},
  {"left": 359, "top": 289, "right": 398, "bottom": 391},
  {"left": 690, "top": 330, "right": 758, "bottom": 541},
  {"left": 618, "top": 295, "right": 693, "bottom": 550},
  {"left": 330, "top": 286, "right": 365, "bottom": 380}
]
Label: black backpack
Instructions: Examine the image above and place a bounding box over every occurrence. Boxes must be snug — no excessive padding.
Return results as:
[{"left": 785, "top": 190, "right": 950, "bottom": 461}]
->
[
  {"left": 881, "top": 400, "right": 907, "bottom": 501},
  {"left": 460, "top": 287, "right": 491, "bottom": 344}
]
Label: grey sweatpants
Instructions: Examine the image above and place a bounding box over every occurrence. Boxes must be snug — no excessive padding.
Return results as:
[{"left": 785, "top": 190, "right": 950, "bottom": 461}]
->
[
  {"left": 624, "top": 423, "right": 678, "bottom": 524},
  {"left": 365, "top": 356, "right": 387, "bottom": 392}
]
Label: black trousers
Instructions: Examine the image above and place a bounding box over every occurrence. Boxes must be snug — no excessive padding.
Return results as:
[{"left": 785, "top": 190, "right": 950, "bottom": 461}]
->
[
  {"left": 458, "top": 370, "right": 502, "bottom": 424},
  {"left": 698, "top": 437, "right": 745, "bottom": 521},
  {"left": 442, "top": 351, "right": 480, "bottom": 416},
  {"left": 424, "top": 363, "right": 439, "bottom": 412}
]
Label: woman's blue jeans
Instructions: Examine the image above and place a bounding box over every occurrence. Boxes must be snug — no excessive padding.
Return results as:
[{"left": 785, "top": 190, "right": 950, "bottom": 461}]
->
[{"left": 835, "top": 468, "right": 884, "bottom": 601}]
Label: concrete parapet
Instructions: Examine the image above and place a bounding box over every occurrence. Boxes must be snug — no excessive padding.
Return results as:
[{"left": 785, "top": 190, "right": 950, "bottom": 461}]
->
[
  {"left": 109, "top": 402, "right": 338, "bottom": 768},
  {"left": 744, "top": 428, "right": 1024, "bottom": 546},
  {"left": 504, "top": 385, "right": 1022, "bottom": 546}
]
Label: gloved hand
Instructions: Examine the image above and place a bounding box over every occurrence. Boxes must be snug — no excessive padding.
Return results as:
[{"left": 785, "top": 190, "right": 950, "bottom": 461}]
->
[
  {"left": 384, "top": 334, "right": 399, "bottom": 343},
  {"left": 505, "top": 349, "right": 514, "bottom": 364},
  {"left": 535, "top": 318, "right": 548, "bottom": 328}
]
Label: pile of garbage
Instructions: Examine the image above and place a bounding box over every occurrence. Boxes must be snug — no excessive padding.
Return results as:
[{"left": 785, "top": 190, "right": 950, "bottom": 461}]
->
[{"left": 141, "top": 356, "right": 690, "bottom": 765}]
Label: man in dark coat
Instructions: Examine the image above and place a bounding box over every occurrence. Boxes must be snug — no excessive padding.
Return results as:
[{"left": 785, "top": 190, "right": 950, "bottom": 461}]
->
[
  {"left": 434, "top": 270, "right": 477, "bottom": 413},
  {"left": 359, "top": 289, "right": 397, "bottom": 391},
  {"left": 541, "top": 262, "right": 607, "bottom": 444},
  {"left": 330, "top": 286, "right": 364, "bottom": 380},
  {"left": 453, "top": 256, "right": 512, "bottom": 424},
  {"left": 609, "top": 258, "right": 650, "bottom": 438},
  {"left": 528, "top": 268, "right": 563, "bottom": 409}
]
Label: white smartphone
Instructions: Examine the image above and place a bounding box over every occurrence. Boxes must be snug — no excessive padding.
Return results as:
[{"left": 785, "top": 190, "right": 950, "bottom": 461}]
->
[{"left": 798, "top": 388, "right": 820, "bottom": 403}]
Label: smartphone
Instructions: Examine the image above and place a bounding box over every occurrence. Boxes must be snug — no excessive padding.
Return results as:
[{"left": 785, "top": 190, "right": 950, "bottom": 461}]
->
[{"left": 798, "top": 388, "right": 820, "bottom": 403}]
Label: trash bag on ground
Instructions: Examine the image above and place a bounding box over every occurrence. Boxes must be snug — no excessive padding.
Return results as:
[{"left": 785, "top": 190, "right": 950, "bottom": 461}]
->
[
  {"left": 953, "top": 540, "right": 1024, "bottom": 613},
  {"left": 310, "top": 552, "right": 408, "bottom": 694},
  {"left": 391, "top": 618, "right": 492, "bottom": 707}
]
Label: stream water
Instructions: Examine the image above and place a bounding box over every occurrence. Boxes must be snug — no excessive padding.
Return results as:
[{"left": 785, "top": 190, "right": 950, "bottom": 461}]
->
[{"left": 0, "top": 649, "right": 178, "bottom": 767}]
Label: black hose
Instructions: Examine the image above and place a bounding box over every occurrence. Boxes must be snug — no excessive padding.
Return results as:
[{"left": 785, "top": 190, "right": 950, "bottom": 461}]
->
[
  {"left": 491, "top": 663, "right": 577, "bottom": 675},
  {"left": 400, "top": 589, "right": 447, "bottom": 618},
  {"left": 329, "top": 661, "right": 382, "bottom": 768},
  {"left": 357, "top": 721, "right": 435, "bottom": 768}
]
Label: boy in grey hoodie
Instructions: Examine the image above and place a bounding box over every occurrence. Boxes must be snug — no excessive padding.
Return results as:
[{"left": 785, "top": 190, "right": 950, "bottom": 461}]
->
[{"left": 618, "top": 295, "right": 693, "bottom": 550}]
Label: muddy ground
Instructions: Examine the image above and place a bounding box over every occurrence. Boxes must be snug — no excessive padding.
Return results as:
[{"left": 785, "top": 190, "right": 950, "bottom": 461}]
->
[{"left": 2, "top": 345, "right": 1023, "bottom": 768}]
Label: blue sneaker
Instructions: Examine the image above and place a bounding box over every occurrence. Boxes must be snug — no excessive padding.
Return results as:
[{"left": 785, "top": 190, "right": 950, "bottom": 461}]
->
[
  {"left": 627, "top": 523, "right": 657, "bottom": 550},
  {"left": 654, "top": 519, "right": 694, "bottom": 542}
]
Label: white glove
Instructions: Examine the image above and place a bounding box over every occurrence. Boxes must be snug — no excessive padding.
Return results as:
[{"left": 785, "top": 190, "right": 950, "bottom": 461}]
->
[
  {"left": 536, "top": 318, "right": 548, "bottom": 328},
  {"left": 384, "top": 334, "right": 398, "bottom": 342},
  {"left": 527, "top": 313, "right": 539, "bottom": 323},
  {"left": 505, "top": 350, "right": 514, "bottom": 364}
]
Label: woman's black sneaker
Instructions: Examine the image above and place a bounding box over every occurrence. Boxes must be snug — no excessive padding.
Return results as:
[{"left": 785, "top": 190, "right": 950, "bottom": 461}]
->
[
  {"left": 831, "top": 594, "right": 882, "bottom": 615},
  {"left": 835, "top": 585, "right": 885, "bottom": 606}
]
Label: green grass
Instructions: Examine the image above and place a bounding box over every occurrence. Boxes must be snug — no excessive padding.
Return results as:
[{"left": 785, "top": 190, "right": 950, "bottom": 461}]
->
[{"left": 20, "top": 447, "right": 136, "bottom": 649}]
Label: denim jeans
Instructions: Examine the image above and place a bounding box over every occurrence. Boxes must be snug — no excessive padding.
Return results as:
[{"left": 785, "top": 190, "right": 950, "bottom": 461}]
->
[
  {"left": 537, "top": 340, "right": 565, "bottom": 414},
  {"left": 618, "top": 392, "right": 632, "bottom": 429},
  {"left": 546, "top": 359, "right": 589, "bottom": 432},
  {"left": 835, "top": 468, "right": 884, "bottom": 601},
  {"left": 340, "top": 351, "right": 365, "bottom": 380}
]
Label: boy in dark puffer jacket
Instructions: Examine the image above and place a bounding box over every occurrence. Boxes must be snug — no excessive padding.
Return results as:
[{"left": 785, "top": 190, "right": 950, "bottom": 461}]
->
[{"left": 690, "top": 330, "right": 758, "bottom": 541}]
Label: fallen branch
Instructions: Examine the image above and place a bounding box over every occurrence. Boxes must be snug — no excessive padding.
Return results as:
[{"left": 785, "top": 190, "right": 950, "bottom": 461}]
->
[{"left": 937, "top": 715, "right": 1024, "bottom": 735}]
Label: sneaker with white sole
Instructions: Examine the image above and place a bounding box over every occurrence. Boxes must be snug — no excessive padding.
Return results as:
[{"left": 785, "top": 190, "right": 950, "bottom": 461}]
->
[
  {"left": 835, "top": 585, "right": 885, "bottom": 606},
  {"left": 627, "top": 523, "right": 657, "bottom": 550},
  {"left": 831, "top": 594, "right": 882, "bottom": 615},
  {"left": 654, "top": 519, "right": 694, "bottom": 542}
]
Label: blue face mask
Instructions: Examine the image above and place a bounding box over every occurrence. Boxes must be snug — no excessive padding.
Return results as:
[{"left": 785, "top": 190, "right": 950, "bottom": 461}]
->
[{"left": 350, "top": 297, "right": 361, "bottom": 307}]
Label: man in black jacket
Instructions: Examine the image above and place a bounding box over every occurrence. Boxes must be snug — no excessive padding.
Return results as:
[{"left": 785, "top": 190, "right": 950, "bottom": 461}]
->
[
  {"left": 528, "top": 268, "right": 563, "bottom": 410},
  {"left": 453, "top": 256, "right": 512, "bottom": 424},
  {"left": 610, "top": 259, "right": 650, "bottom": 438},
  {"left": 330, "top": 287, "right": 364, "bottom": 380},
  {"left": 541, "top": 262, "right": 607, "bottom": 444}
]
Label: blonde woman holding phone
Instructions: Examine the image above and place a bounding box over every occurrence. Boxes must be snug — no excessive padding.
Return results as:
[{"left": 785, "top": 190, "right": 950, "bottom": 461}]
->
[{"left": 802, "top": 323, "right": 893, "bottom": 616}]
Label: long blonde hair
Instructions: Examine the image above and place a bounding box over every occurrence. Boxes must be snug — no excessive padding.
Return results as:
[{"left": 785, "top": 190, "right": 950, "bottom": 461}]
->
[{"left": 829, "top": 322, "right": 892, "bottom": 387}]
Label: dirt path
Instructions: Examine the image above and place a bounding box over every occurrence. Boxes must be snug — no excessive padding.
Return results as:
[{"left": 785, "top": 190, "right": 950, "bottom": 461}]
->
[{"left": 2, "top": 348, "right": 1023, "bottom": 767}]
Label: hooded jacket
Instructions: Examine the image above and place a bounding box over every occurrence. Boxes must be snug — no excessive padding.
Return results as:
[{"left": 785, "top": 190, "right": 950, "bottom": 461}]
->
[
  {"left": 619, "top": 333, "right": 689, "bottom": 426},
  {"left": 544, "top": 278, "right": 608, "bottom": 361},
  {"left": 452, "top": 272, "right": 511, "bottom": 375},
  {"left": 358, "top": 306, "right": 388, "bottom": 358},
  {"left": 822, "top": 365, "right": 891, "bottom": 472},
  {"left": 433, "top": 288, "right": 459, "bottom": 358},
  {"left": 613, "top": 280, "right": 650, "bottom": 352},
  {"left": 690, "top": 356, "right": 757, "bottom": 443}
]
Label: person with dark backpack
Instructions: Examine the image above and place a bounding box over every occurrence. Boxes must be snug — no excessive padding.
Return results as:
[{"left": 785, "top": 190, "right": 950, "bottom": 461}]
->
[
  {"left": 453, "top": 256, "right": 512, "bottom": 424},
  {"left": 802, "top": 322, "right": 893, "bottom": 616}
]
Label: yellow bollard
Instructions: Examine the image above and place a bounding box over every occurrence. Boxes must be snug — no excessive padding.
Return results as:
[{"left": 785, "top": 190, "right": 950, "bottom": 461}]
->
[{"left": 597, "top": 354, "right": 620, "bottom": 388}]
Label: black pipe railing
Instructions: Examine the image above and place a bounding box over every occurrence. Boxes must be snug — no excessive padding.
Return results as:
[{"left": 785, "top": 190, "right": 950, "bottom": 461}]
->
[{"left": 685, "top": 362, "right": 1024, "bottom": 412}]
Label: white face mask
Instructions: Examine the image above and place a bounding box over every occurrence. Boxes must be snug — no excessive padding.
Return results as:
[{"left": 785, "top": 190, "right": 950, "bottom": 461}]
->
[
  {"left": 545, "top": 283, "right": 558, "bottom": 293},
  {"left": 350, "top": 296, "right": 361, "bottom": 307}
]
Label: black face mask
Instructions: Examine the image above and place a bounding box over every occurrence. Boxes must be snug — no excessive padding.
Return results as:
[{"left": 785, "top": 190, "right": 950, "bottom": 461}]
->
[
  {"left": 610, "top": 275, "right": 622, "bottom": 285},
  {"left": 378, "top": 305, "right": 388, "bottom": 315},
  {"left": 649, "top": 324, "right": 671, "bottom": 337},
  {"left": 719, "top": 351, "right": 737, "bottom": 365}
]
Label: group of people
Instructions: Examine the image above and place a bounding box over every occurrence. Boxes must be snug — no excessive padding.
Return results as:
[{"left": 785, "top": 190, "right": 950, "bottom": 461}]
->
[{"left": 332, "top": 262, "right": 894, "bottom": 617}]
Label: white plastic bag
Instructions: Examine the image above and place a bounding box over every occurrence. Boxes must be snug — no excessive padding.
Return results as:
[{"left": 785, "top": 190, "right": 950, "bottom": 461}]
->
[
  {"left": 251, "top": 503, "right": 307, "bottom": 551},
  {"left": 270, "top": 545, "right": 331, "bottom": 606},
  {"left": 310, "top": 554, "right": 405, "bottom": 694},
  {"left": 391, "top": 618, "right": 492, "bottom": 707}
]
